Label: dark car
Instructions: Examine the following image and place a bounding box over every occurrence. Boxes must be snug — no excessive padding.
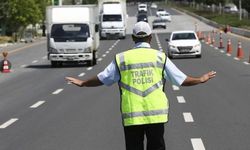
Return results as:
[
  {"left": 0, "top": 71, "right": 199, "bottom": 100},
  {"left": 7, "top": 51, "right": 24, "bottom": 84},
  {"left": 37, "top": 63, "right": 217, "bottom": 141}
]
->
[{"left": 137, "top": 13, "right": 148, "bottom": 22}]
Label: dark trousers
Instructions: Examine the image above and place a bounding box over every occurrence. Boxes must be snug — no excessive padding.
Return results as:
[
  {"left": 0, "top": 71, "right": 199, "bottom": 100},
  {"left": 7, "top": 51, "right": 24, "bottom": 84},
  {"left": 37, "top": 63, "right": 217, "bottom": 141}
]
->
[{"left": 123, "top": 123, "right": 165, "bottom": 150}]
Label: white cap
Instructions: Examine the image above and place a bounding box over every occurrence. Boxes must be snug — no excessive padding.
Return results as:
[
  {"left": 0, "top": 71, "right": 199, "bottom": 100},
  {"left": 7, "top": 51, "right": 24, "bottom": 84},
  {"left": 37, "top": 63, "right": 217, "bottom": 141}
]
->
[{"left": 133, "top": 21, "right": 152, "bottom": 38}]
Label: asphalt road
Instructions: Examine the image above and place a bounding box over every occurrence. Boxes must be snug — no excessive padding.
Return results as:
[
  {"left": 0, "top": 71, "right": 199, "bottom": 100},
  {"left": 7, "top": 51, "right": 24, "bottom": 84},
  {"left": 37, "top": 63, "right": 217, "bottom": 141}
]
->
[{"left": 0, "top": 3, "right": 250, "bottom": 150}]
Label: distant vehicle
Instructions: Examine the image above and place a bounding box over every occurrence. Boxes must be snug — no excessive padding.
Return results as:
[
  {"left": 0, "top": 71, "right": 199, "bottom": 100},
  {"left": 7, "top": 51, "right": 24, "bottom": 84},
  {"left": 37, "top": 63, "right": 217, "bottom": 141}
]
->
[
  {"left": 99, "top": 0, "right": 127, "bottom": 39},
  {"left": 150, "top": 3, "right": 157, "bottom": 9},
  {"left": 152, "top": 19, "right": 167, "bottom": 29},
  {"left": 159, "top": 12, "right": 171, "bottom": 22},
  {"left": 156, "top": 8, "right": 165, "bottom": 17},
  {"left": 138, "top": 3, "right": 147, "bottom": 12},
  {"left": 224, "top": 3, "right": 238, "bottom": 13},
  {"left": 137, "top": 13, "right": 148, "bottom": 22},
  {"left": 166, "top": 31, "right": 201, "bottom": 58},
  {"left": 46, "top": 5, "right": 100, "bottom": 67}
]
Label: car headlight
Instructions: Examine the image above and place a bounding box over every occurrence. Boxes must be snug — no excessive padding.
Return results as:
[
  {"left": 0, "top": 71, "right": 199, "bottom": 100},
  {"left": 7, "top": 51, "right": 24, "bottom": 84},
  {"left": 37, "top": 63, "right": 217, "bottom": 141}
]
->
[
  {"left": 170, "top": 45, "right": 176, "bottom": 49},
  {"left": 84, "top": 47, "right": 91, "bottom": 53},
  {"left": 194, "top": 44, "right": 201, "bottom": 48},
  {"left": 49, "top": 47, "right": 59, "bottom": 54}
]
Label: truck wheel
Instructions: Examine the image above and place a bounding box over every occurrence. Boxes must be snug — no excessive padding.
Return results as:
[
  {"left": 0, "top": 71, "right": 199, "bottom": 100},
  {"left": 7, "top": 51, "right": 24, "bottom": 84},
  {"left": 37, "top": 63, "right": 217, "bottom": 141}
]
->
[
  {"left": 88, "top": 51, "right": 97, "bottom": 66},
  {"left": 51, "top": 61, "right": 62, "bottom": 67},
  {"left": 51, "top": 61, "right": 58, "bottom": 67}
]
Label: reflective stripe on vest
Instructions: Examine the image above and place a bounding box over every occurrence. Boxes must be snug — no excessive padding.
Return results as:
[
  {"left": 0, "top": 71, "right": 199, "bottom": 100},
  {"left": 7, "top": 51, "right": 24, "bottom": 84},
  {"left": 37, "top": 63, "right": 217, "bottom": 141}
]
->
[
  {"left": 122, "top": 108, "right": 168, "bottom": 119},
  {"left": 116, "top": 48, "right": 169, "bottom": 126}
]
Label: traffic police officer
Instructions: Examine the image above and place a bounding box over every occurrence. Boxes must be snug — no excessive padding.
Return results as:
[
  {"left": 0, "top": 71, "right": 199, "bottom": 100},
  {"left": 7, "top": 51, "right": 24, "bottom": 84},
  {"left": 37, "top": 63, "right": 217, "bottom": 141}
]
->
[{"left": 65, "top": 21, "right": 216, "bottom": 150}]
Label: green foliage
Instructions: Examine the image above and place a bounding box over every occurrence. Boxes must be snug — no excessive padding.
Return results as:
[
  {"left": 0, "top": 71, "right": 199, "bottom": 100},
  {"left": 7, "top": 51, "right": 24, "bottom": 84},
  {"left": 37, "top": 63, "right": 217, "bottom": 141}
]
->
[{"left": 0, "top": 0, "right": 50, "bottom": 35}]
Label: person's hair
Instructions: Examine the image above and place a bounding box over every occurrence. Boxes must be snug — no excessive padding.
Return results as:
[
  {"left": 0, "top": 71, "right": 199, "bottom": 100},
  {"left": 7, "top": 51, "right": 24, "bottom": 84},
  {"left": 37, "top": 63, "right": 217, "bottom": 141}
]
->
[{"left": 132, "top": 33, "right": 152, "bottom": 43}]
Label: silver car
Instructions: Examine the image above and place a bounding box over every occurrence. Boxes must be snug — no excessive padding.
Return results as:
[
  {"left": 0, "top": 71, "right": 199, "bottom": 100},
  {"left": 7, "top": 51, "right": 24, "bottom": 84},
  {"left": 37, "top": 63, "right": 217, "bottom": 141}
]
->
[{"left": 152, "top": 19, "right": 167, "bottom": 29}]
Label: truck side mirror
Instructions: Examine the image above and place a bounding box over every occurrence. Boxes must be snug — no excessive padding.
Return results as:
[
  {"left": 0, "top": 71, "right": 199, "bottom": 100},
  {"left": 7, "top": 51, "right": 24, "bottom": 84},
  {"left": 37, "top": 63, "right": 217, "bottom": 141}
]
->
[{"left": 95, "top": 24, "right": 99, "bottom": 33}]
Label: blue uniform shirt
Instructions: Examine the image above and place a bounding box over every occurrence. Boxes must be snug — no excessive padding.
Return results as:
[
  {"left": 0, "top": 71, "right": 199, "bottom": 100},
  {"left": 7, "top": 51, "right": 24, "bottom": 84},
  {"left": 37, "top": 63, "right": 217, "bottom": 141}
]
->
[{"left": 97, "top": 42, "right": 187, "bottom": 86}]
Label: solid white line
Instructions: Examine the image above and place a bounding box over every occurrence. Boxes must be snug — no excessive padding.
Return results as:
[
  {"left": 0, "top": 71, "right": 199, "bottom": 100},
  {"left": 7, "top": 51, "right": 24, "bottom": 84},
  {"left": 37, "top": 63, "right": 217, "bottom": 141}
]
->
[
  {"left": 32, "top": 60, "right": 38, "bottom": 63},
  {"left": 183, "top": 112, "right": 194, "bottom": 122},
  {"left": 172, "top": 85, "right": 180, "bottom": 91},
  {"left": 87, "top": 67, "right": 92, "bottom": 71},
  {"left": 78, "top": 73, "right": 85, "bottom": 77},
  {"left": 177, "top": 96, "right": 186, "bottom": 103},
  {"left": 52, "top": 89, "right": 63, "bottom": 95},
  {"left": 0, "top": 118, "right": 18, "bottom": 129},
  {"left": 191, "top": 138, "right": 206, "bottom": 150},
  {"left": 30, "top": 101, "right": 45, "bottom": 108}
]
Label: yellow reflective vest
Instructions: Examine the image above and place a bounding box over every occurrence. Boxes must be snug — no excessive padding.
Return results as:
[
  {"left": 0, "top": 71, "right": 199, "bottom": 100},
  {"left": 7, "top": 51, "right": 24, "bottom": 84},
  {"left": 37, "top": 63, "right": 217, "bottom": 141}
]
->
[{"left": 115, "top": 48, "right": 169, "bottom": 126}]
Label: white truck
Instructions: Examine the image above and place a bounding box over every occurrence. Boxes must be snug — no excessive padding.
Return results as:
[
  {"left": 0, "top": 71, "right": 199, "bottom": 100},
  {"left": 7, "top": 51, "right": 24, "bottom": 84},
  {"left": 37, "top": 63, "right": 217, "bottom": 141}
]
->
[
  {"left": 46, "top": 5, "right": 99, "bottom": 67},
  {"left": 98, "top": 0, "right": 127, "bottom": 39}
]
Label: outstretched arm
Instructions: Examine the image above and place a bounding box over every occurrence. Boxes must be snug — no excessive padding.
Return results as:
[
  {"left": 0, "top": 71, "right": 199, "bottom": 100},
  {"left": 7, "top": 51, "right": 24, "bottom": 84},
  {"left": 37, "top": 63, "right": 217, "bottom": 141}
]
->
[
  {"left": 65, "top": 76, "right": 103, "bottom": 87},
  {"left": 181, "top": 71, "right": 216, "bottom": 86}
]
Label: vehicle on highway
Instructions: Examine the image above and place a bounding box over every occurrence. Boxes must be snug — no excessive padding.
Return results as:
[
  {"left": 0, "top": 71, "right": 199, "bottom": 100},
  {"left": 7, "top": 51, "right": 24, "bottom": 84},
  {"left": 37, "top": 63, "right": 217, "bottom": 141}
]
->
[
  {"left": 20, "top": 32, "right": 34, "bottom": 43},
  {"left": 152, "top": 19, "right": 167, "bottom": 29},
  {"left": 166, "top": 31, "right": 201, "bottom": 58},
  {"left": 156, "top": 8, "right": 165, "bottom": 17},
  {"left": 46, "top": 5, "right": 99, "bottom": 67},
  {"left": 150, "top": 3, "right": 157, "bottom": 9},
  {"left": 99, "top": 0, "right": 127, "bottom": 39},
  {"left": 138, "top": 3, "right": 147, "bottom": 12},
  {"left": 159, "top": 12, "right": 171, "bottom": 22},
  {"left": 137, "top": 13, "right": 148, "bottom": 22}
]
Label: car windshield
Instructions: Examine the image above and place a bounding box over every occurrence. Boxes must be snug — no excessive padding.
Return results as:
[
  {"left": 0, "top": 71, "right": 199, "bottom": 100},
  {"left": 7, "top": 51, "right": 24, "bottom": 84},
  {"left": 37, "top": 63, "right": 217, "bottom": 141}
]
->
[
  {"left": 103, "top": 14, "right": 122, "bottom": 21},
  {"left": 172, "top": 33, "right": 196, "bottom": 40},
  {"left": 51, "top": 24, "right": 89, "bottom": 42},
  {"left": 139, "top": 6, "right": 146, "bottom": 8}
]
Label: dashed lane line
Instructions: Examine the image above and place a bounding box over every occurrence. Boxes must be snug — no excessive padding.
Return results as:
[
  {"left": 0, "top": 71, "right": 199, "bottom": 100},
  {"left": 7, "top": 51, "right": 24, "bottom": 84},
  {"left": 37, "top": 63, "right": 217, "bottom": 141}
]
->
[
  {"left": 87, "top": 67, "right": 92, "bottom": 71},
  {"left": 98, "top": 58, "right": 103, "bottom": 61},
  {"left": 177, "top": 96, "right": 186, "bottom": 103},
  {"left": 191, "top": 138, "right": 206, "bottom": 150},
  {"left": 172, "top": 85, "right": 180, "bottom": 91},
  {"left": 78, "top": 73, "right": 85, "bottom": 77},
  {"left": 32, "top": 60, "right": 38, "bottom": 64},
  {"left": 0, "top": 118, "right": 18, "bottom": 129},
  {"left": 30, "top": 101, "right": 45, "bottom": 108},
  {"left": 183, "top": 112, "right": 194, "bottom": 122},
  {"left": 52, "top": 89, "right": 63, "bottom": 95}
]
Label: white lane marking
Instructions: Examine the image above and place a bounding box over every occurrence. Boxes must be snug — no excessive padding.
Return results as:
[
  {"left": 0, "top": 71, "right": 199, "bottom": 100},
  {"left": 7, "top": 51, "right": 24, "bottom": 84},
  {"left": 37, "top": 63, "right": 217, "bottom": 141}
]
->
[
  {"left": 191, "top": 138, "right": 206, "bottom": 150},
  {"left": 172, "top": 85, "right": 180, "bottom": 91},
  {"left": 243, "top": 61, "right": 249, "bottom": 65},
  {"left": 215, "top": 47, "right": 218, "bottom": 50},
  {"left": 87, "top": 67, "right": 92, "bottom": 71},
  {"left": 109, "top": 47, "right": 112, "bottom": 51},
  {"left": 220, "top": 50, "right": 225, "bottom": 53},
  {"left": 21, "top": 64, "right": 27, "bottom": 68},
  {"left": 52, "top": 89, "right": 63, "bottom": 95},
  {"left": 42, "top": 56, "right": 47, "bottom": 59},
  {"left": 102, "top": 54, "right": 106, "bottom": 57},
  {"left": 0, "top": 118, "right": 18, "bottom": 129},
  {"left": 98, "top": 58, "right": 102, "bottom": 61},
  {"left": 32, "top": 60, "right": 38, "bottom": 63},
  {"left": 177, "top": 96, "right": 186, "bottom": 103},
  {"left": 234, "top": 57, "right": 239, "bottom": 60},
  {"left": 106, "top": 51, "right": 110, "bottom": 54},
  {"left": 30, "top": 101, "right": 45, "bottom": 108},
  {"left": 226, "top": 53, "right": 231, "bottom": 56},
  {"left": 67, "top": 82, "right": 72, "bottom": 85},
  {"left": 78, "top": 73, "right": 85, "bottom": 77},
  {"left": 183, "top": 112, "right": 194, "bottom": 122}
]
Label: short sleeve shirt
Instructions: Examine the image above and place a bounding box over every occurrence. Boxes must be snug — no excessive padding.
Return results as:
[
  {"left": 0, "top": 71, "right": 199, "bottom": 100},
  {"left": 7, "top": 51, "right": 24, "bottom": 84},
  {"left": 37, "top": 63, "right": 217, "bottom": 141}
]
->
[{"left": 97, "top": 42, "right": 187, "bottom": 86}]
